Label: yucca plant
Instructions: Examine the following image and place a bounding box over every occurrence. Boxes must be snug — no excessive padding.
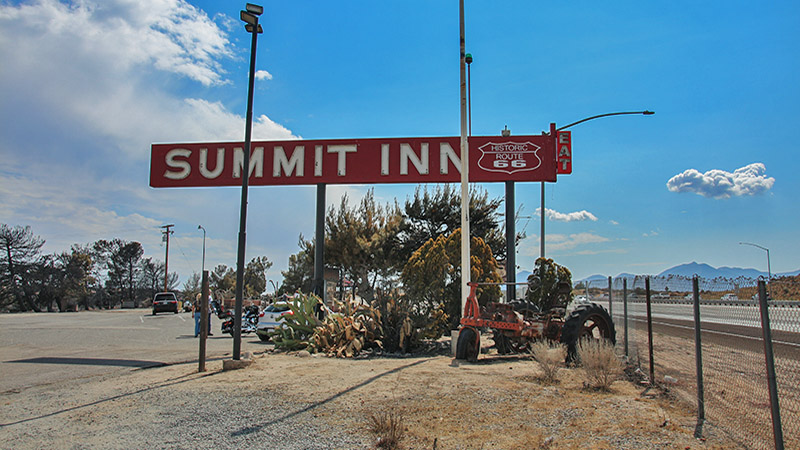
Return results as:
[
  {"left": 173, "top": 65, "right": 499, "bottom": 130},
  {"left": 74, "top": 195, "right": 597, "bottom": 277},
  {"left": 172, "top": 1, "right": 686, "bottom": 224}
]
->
[{"left": 270, "top": 292, "right": 324, "bottom": 351}]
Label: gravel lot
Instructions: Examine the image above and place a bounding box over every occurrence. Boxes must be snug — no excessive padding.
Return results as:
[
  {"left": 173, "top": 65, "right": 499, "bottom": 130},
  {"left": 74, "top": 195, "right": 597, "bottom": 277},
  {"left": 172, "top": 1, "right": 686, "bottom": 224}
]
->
[{"left": 1, "top": 343, "right": 746, "bottom": 450}]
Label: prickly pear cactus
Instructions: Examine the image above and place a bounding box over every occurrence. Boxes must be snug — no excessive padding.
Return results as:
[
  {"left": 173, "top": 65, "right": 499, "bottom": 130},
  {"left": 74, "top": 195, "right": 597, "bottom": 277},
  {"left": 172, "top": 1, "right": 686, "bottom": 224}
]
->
[{"left": 313, "top": 299, "right": 383, "bottom": 358}]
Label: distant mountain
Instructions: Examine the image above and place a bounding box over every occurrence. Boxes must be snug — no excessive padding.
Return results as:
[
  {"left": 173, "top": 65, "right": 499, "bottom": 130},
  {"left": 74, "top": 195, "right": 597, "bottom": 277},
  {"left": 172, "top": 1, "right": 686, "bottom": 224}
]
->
[
  {"left": 574, "top": 262, "right": 800, "bottom": 284},
  {"left": 658, "top": 262, "right": 800, "bottom": 279}
]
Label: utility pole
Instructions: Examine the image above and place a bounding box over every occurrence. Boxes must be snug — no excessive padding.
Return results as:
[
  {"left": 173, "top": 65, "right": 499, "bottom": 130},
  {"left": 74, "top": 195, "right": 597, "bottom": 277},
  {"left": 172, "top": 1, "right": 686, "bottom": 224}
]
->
[{"left": 161, "top": 224, "right": 174, "bottom": 292}]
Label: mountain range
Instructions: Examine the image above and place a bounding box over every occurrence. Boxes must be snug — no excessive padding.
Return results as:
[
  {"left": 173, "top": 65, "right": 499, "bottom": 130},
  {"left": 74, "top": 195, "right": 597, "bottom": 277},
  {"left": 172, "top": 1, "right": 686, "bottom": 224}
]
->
[{"left": 515, "top": 262, "right": 800, "bottom": 285}]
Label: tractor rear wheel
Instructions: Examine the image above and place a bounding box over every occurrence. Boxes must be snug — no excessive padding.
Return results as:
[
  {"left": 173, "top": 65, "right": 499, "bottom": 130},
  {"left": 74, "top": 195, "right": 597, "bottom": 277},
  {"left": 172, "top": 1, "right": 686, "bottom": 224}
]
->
[
  {"left": 455, "top": 327, "right": 480, "bottom": 362},
  {"left": 560, "top": 303, "right": 616, "bottom": 363},
  {"left": 510, "top": 301, "right": 539, "bottom": 320},
  {"left": 493, "top": 332, "right": 511, "bottom": 355}
]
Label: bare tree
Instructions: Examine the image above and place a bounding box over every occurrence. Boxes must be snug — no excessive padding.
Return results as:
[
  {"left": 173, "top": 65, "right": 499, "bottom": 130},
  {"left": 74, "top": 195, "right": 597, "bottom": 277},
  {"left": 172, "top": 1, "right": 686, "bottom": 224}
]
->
[{"left": 0, "top": 224, "right": 45, "bottom": 311}]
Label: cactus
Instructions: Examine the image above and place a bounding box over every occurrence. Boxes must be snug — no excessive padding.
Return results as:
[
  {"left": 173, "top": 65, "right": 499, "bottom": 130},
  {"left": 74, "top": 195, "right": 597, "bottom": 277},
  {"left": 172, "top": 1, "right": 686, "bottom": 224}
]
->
[{"left": 313, "top": 299, "right": 383, "bottom": 357}]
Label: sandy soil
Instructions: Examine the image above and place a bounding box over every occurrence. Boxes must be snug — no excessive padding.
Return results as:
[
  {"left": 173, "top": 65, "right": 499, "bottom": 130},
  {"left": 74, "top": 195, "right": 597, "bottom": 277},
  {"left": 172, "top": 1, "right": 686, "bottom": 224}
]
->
[{"left": 1, "top": 335, "right": 748, "bottom": 450}]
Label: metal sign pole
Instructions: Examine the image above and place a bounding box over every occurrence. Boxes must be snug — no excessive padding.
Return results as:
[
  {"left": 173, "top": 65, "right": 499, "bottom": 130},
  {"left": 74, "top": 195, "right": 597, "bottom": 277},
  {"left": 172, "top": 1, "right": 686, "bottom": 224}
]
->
[{"left": 458, "top": 0, "right": 470, "bottom": 316}]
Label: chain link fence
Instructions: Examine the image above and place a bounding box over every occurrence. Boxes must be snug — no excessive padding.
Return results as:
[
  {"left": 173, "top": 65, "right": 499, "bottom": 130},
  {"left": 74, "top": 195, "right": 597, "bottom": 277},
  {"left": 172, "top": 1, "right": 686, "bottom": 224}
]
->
[{"left": 582, "top": 275, "right": 800, "bottom": 450}]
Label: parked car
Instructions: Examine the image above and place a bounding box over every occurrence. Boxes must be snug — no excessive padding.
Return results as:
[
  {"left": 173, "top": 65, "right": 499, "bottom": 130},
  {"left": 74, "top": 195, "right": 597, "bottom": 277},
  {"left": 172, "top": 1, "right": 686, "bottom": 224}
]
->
[
  {"left": 152, "top": 292, "right": 179, "bottom": 315},
  {"left": 182, "top": 299, "right": 194, "bottom": 313},
  {"left": 255, "top": 303, "right": 293, "bottom": 342}
]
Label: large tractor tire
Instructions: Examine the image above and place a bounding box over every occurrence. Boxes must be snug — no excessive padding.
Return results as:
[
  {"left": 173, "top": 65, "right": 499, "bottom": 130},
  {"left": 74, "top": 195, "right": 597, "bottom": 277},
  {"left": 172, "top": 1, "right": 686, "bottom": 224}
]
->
[
  {"left": 455, "top": 327, "right": 480, "bottom": 362},
  {"left": 493, "top": 333, "right": 511, "bottom": 355},
  {"left": 560, "top": 303, "right": 616, "bottom": 363},
  {"left": 509, "top": 301, "right": 539, "bottom": 320}
]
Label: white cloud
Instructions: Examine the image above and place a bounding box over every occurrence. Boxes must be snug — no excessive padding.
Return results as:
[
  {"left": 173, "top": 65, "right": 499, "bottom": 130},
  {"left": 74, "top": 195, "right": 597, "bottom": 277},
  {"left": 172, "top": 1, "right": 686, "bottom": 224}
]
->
[
  {"left": 666, "top": 163, "right": 775, "bottom": 199},
  {"left": 519, "top": 232, "right": 610, "bottom": 256},
  {"left": 547, "top": 233, "right": 610, "bottom": 251},
  {"left": 536, "top": 208, "right": 598, "bottom": 222},
  {"left": 255, "top": 70, "right": 273, "bottom": 81},
  {"left": 0, "top": 0, "right": 300, "bottom": 283}
]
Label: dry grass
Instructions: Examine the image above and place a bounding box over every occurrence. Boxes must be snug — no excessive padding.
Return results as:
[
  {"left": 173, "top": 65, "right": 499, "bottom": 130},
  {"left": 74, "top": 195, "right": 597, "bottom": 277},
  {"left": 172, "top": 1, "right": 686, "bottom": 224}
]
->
[
  {"left": 578, "top": 338, "right": 622, "bottom": 390},
  {"left": 531, "top": 340, "right": 566, "bottom": 384},
  {"left": 368, "top": 409, "right": 405, "bottom": 449}
]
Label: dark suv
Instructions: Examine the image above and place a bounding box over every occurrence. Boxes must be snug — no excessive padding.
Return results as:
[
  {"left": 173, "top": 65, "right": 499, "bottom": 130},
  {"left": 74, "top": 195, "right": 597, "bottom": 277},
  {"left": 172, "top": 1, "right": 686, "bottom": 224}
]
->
[{"left": 152, "top": 292, "right": 179, "bottom": 315}]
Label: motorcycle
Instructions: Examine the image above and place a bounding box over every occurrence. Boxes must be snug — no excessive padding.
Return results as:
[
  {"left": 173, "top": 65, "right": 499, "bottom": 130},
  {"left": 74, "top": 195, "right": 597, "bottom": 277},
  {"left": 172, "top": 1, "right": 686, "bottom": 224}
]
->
[{"left": 220, "top": 304, "right": 259, "bottom": 335}]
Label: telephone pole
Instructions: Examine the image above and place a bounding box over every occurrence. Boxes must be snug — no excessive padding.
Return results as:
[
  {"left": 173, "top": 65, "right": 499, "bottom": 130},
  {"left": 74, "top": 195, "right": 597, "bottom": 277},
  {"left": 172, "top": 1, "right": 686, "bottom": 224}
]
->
[{"left": 161, "top": 224, "right": 174, "bottom": 292}]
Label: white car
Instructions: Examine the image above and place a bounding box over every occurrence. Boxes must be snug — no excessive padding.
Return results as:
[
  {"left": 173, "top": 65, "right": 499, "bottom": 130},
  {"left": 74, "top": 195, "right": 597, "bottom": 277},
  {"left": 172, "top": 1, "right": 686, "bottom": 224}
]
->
[{"left": 255, "top": 303, "right": 293, "bottom": 342}]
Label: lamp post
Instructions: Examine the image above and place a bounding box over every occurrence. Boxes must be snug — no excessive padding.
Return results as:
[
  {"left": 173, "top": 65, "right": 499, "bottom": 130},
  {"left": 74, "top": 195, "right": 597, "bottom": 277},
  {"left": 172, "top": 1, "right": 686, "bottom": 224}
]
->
[
  {"left": 739, "top": 242, "right": 771, "bottom": 281},
  {"left": 198, "top": 225, "right": 206, "bottom": 275},
  {"left": 233, "top": 2, "right": 263, "bottom": 360},
  {"left": 539, "top": 110, "right": 654, "bottom": 259}
]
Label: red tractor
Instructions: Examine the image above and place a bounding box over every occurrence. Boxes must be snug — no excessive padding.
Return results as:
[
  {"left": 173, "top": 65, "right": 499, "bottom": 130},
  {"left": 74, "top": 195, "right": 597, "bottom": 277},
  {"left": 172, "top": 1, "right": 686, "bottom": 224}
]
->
[{"left": 455, "top": 282, "right": 615, "bottom": 362}]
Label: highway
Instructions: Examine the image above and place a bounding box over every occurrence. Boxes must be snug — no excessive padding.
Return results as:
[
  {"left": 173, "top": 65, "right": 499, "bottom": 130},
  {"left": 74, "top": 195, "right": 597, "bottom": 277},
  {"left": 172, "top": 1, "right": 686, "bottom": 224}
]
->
[{"left": 599, "top": 298, "right": 800, "bottom": 359}]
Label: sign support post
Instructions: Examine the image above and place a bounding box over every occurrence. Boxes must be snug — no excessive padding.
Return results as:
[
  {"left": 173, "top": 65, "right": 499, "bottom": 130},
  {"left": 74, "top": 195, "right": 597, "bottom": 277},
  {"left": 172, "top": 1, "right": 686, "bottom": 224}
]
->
[{"left": 458, "top": 0, "right": 470, "bottom": 316}]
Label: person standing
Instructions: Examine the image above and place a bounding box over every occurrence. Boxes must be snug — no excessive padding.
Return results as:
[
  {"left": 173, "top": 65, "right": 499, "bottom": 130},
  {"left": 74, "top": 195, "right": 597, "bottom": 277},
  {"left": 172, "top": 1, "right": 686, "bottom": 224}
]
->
[
  {"left": 193, "top": 294, "right": 214, "bottom": 337},
  {"left": 193, "top": 293, "right": 202, "bottom": 337}
]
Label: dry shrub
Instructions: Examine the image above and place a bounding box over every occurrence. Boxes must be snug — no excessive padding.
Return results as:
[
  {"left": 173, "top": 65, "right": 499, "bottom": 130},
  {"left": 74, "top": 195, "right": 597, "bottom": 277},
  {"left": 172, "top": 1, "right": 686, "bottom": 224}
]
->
[
  {"left": 577, "top": 339, "right": 621, "bottom": 390},
  {"left": 368, "top": 409, "right": 405, "bottom": 449},
  {"left": 531, "top": 341, "right": 566, "bottom": 383}
]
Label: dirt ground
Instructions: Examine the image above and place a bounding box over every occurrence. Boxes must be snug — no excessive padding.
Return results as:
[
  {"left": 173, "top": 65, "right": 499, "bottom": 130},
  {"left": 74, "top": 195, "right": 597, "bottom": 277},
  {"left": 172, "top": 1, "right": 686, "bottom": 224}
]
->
[
  {"left": 1, "top": 336, "right": 750, "bottom": 450},
  {"left": 249, "top": 349, "right": 744, "bottom": 449}
]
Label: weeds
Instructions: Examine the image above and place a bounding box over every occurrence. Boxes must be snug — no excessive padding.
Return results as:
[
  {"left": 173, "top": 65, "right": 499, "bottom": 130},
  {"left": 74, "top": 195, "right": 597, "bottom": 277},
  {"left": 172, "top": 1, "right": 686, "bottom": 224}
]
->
[
  {"left": 577, "top": 339, "right": 621, "bottom": 390},
  {"left": 531, "top": 341, "right": 566, "bottom": 384},
  {"left": 368, "top": 409, "right": 405, "bottom": 449}
]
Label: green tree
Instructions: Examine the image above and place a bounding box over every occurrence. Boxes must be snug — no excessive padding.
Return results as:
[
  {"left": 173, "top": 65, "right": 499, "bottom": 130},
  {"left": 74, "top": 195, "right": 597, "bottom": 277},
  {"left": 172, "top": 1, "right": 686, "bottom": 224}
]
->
[
  {"left": 210, "top": 264, "right": 236, "bottom": 296},
  {"left": 398, "top": 185, "right": 515, "bottom": 264},
  {"left": 280, "top": 236, "right": 314, "bottom": 295},
  {"left": 525, "top": 257, "right": 573, "bottom": 311},
  {"left": 57, "top": 247, "right": 95, "bottom": 311},
  {"left": 183, "top": 271, "right": 202, "bottom": 302},
  {"left": 0, "top": 224, "right": 46, "bottom": 311},
  {"left": 325, "top": 190, "right": 404, "bottom": 303},
  {"left": 244, "top": 255, "right": 273, "bottom": 298},
  {"left": 103, "top": 239, "right": 144, "bottom": 307},
  {"left": 402, "top": 228, "right": 502, "bottom": 333}
]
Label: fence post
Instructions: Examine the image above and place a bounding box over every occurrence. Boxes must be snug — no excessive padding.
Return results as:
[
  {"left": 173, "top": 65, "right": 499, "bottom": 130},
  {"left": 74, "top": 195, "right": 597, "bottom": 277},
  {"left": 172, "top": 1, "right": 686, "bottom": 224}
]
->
[
  {"left": 623, "top": 278, "right": 628, "bottom": 357},
  {"left": 758, "top": 279, "right": 784, "bottom": 450},
  {"left": 199, "top": 270, "right": 209, "bottom": 373},
  {"left": 692, "top": 276, "right": 705, "bottom": 438},
  {"left": 646, "top": 276, "right": 654, "bottom": 386},
  {"left": 607, "top": 276, "right": 613, "bottom": 318}
]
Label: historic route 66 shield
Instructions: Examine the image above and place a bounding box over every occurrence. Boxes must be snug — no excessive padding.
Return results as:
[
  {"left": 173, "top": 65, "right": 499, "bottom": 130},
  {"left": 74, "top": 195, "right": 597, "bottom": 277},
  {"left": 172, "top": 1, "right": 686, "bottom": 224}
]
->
[{"left": 477, "top": 141, "right": 542, "bottom": 174}]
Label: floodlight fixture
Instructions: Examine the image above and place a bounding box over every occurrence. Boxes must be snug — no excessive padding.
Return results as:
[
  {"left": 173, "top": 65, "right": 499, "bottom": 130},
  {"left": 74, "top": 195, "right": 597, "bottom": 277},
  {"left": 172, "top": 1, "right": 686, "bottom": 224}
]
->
[
  {"left": 246, "top": 3, "right": 263, "bottom": 15},
  {"left": 240, "top": 10, "right": 257, "bottom": 25}
]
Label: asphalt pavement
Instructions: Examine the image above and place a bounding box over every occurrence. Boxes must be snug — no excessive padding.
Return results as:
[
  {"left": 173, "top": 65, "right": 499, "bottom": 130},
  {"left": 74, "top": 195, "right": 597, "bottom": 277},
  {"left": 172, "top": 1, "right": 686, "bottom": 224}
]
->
[{"left": 0, "top": 309, "right": 270, "bottom": 394}]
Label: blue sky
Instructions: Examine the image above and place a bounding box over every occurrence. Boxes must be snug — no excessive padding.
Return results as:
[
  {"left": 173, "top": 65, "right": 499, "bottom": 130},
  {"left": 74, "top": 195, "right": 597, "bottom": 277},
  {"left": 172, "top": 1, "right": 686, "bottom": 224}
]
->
[{"left": 1, "top": 0, "right": 798, "bottom": 287}]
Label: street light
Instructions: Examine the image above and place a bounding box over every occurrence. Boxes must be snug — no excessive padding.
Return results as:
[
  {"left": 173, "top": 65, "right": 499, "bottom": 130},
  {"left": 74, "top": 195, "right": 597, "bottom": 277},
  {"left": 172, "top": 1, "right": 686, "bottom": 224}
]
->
[
  {"left": 233, "top": 2, "right": 263, "bottom": 361},
  {"left": 198, "top": 225, "right": 206, "bottom": 275},
  {"left": 739, "top": 242, "right": 771, "bottom": 281},
  {"left": 539, "top": 110, "right": 655, "bottom": 258}
]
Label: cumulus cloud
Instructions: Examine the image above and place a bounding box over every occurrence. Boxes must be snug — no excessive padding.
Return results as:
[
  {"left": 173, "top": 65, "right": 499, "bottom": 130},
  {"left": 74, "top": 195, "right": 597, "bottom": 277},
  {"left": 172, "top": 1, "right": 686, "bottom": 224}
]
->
[
  {"left": 666, "top": 163, "right": 775, "bottom": 199},
  {"left": 0, "top": 0, "right": 298, "bottom": 276},
  {"left": 536, "top": 208, "right": 598, "bottom": 222},
  {"left": 0, "top": 0, "right": 232, "bottom": 86},
  {"left": 255, "top": 70, "right": 273, "bottom": 81}
]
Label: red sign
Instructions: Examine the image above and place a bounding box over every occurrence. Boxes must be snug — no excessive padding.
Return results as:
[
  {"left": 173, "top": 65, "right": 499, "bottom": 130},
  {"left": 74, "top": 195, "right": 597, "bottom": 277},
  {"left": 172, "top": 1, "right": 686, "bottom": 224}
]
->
[
  {"left": 556, "top": 130, "right": 572, "bottom": 174},
  {"left": 150, "top": 135, "right": 556, "bottom": 187}
]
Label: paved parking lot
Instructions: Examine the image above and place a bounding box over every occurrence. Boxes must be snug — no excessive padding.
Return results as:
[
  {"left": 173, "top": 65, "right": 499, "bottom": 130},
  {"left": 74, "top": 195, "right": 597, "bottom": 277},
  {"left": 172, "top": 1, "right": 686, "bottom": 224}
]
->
[{"left": 0, "top": 309, "right": 269, "bottom": 393}]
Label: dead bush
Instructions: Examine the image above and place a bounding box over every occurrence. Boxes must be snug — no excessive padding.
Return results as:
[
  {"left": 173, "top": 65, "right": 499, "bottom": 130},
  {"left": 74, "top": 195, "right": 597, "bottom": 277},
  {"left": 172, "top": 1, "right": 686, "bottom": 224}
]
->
[
  {"left": 368, "top": 409, "right": 405, "bottom": 449},
  {"left": 531, "top": 340, "right": 566, "bottom": 383},
  {"left": 577, "top": 339, "right": 621, "bottom": 390}
]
